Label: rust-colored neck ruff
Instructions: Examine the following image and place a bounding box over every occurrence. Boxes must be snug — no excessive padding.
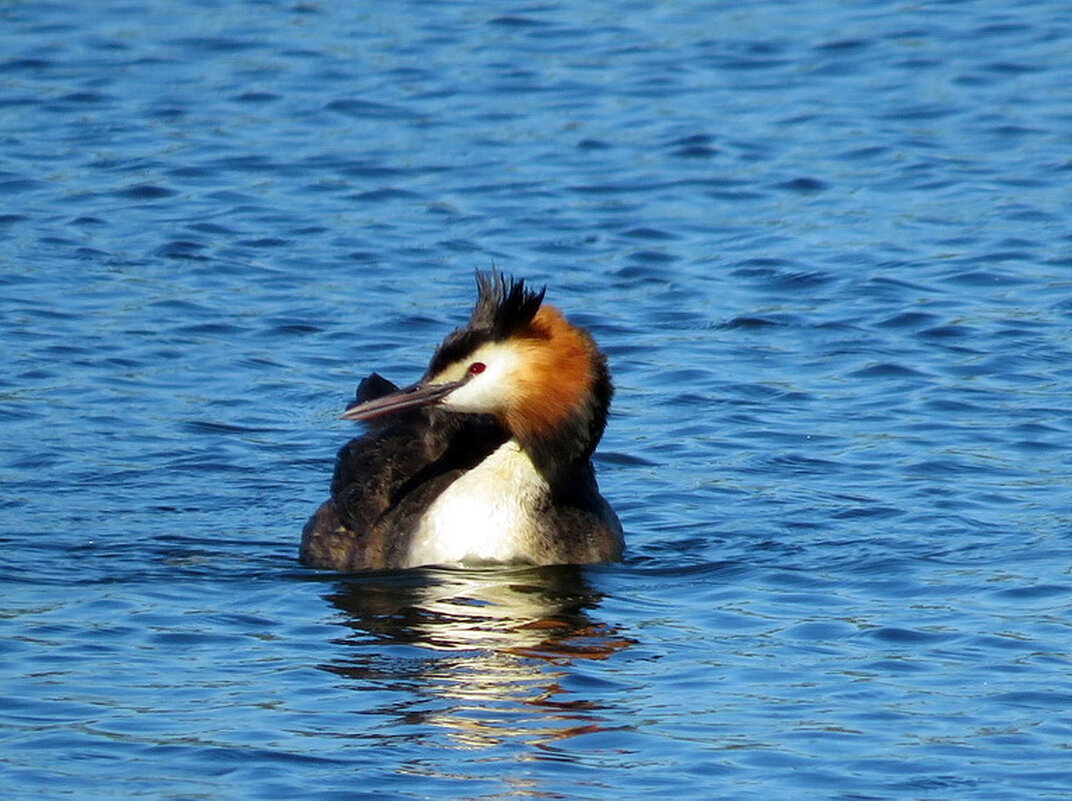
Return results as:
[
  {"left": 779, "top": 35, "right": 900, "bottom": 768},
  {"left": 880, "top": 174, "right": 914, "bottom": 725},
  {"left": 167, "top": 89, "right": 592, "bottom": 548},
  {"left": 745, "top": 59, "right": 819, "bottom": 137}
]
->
[{"left": 501, "top": 305, "right": 609, "bottom": 476}]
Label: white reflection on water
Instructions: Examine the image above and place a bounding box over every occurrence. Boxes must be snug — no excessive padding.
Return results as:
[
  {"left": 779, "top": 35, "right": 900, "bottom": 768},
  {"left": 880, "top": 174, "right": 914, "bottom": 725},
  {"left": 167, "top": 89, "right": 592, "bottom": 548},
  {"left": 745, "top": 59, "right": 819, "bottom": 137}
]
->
[{"left": 318, "top": 566, "right": 632, "bottom": 761}]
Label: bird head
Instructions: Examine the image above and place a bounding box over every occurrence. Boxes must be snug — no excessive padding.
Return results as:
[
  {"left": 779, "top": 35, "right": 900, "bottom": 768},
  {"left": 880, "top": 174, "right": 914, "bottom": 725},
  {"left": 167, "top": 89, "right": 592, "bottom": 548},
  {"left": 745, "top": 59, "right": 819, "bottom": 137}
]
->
[{"left": 340, "top": 272, "right": 612, "bottom": 463}]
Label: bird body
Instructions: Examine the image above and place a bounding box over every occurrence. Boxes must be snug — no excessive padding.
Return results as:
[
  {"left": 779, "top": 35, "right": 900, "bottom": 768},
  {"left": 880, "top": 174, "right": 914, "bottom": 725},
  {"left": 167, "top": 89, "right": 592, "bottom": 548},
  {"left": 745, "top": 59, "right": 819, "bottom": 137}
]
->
[{"left": 300, "top": 273, "right": 623, "bottom": 572}]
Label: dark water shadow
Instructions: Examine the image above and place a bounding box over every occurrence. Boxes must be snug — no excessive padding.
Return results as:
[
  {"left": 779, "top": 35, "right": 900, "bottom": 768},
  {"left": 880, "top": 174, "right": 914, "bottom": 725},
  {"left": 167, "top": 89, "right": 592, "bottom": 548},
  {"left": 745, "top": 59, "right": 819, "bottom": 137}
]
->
[{"left": 316, "top": 565, "right": 634, "bottom": 751}]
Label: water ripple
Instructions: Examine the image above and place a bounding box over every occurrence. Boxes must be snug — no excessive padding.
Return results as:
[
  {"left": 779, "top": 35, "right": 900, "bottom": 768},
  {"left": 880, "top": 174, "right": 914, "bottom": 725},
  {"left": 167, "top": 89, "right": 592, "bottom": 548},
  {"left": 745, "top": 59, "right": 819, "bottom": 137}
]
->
[{"left": 2, "top": 1, "right": 1072, "bottom": 799}]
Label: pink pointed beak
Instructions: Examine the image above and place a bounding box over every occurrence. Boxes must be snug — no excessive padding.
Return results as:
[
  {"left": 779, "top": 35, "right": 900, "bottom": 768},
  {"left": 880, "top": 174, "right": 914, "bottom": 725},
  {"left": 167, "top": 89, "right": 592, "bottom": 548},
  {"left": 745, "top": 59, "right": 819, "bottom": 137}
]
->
[{"left": 338, "top": 380, "right": 465, "bottom": 422}]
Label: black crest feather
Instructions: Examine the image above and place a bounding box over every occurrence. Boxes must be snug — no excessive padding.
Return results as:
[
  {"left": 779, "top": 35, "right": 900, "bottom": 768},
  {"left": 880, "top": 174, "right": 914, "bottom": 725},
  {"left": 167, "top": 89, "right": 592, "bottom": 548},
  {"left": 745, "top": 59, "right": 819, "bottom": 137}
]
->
[
  {"left": 470, "top": 271, "right": 546, "bottom": 340},
  {"left": 426, "top": 272, "right": 546, "bottom": 377}
]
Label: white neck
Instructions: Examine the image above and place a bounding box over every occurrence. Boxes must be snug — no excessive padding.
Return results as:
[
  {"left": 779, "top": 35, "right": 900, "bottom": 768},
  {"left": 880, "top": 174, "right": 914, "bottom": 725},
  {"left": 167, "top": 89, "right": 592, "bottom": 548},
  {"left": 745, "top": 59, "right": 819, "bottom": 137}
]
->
[{"left": 403, "top": 439, "right": 549, "bottom": 568}]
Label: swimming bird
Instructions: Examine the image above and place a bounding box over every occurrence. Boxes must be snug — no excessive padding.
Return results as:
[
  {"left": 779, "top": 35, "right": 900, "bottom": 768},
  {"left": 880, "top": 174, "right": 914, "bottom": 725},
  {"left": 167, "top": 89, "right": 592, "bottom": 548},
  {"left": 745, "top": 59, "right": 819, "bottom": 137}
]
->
[{"left": 300, "top": 272, "right": 623, "bottom": 572}]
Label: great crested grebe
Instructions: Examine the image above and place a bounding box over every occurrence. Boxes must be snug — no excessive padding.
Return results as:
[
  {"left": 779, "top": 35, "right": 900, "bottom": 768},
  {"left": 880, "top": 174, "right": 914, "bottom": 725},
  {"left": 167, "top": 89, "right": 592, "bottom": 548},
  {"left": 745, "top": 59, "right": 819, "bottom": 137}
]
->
[{"left": 300, "top": 272, "right": 623, "bottom": 572}]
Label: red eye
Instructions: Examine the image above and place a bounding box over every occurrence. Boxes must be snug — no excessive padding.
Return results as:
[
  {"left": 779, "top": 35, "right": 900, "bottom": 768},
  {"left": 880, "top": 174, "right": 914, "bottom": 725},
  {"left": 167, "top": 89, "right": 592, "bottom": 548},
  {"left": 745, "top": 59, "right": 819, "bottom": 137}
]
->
[{"left": 468, "top": 362, "right": 486, "bottom": 375}]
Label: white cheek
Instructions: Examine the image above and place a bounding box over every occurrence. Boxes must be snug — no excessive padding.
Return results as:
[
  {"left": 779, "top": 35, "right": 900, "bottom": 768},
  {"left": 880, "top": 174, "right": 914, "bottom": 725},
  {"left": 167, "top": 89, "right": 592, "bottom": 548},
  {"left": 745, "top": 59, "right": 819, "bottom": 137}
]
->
[
  {"left": 439, "top": 347, "right": 519, "bottom": 414},
  {"left": 441, "top": 375, "right": 506, "bottom": 413}
]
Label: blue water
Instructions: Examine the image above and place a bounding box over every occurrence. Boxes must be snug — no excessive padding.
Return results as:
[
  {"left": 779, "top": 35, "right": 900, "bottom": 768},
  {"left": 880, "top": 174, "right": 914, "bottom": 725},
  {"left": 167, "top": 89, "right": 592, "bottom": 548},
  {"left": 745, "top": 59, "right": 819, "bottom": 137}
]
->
[{"left": 2, "top": 1, "right": 1071, "bottom": 798}]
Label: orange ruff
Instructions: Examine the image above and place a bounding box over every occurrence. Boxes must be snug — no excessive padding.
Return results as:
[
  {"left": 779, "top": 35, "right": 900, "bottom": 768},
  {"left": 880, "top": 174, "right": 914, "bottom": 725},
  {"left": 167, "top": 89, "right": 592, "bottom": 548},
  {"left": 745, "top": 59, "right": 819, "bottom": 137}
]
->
[{"left": 503, "top": 305, "right": 596, "bottom": 444}]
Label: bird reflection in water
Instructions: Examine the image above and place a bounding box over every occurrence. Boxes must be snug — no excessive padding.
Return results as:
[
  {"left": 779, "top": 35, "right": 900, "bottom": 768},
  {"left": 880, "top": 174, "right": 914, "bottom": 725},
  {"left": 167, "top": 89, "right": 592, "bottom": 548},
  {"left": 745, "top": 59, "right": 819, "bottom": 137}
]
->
[{"left": 318, "top": 565, "right": 633, "bottom": 756}]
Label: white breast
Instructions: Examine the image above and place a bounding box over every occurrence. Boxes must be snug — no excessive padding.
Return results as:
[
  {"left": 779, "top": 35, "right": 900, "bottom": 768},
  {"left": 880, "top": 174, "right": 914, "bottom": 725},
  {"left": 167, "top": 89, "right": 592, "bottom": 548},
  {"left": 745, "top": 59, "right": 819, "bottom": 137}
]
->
[{"left": 404, "top": 440, "right": 549, "bottom": 568}]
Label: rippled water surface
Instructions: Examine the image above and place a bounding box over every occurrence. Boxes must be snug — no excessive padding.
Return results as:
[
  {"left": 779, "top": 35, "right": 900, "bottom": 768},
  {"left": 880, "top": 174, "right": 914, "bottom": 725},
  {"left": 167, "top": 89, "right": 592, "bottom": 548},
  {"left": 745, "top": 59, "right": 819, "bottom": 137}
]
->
[{"left": 3, "top": 1, "right": 1071, "bottom": 799}]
